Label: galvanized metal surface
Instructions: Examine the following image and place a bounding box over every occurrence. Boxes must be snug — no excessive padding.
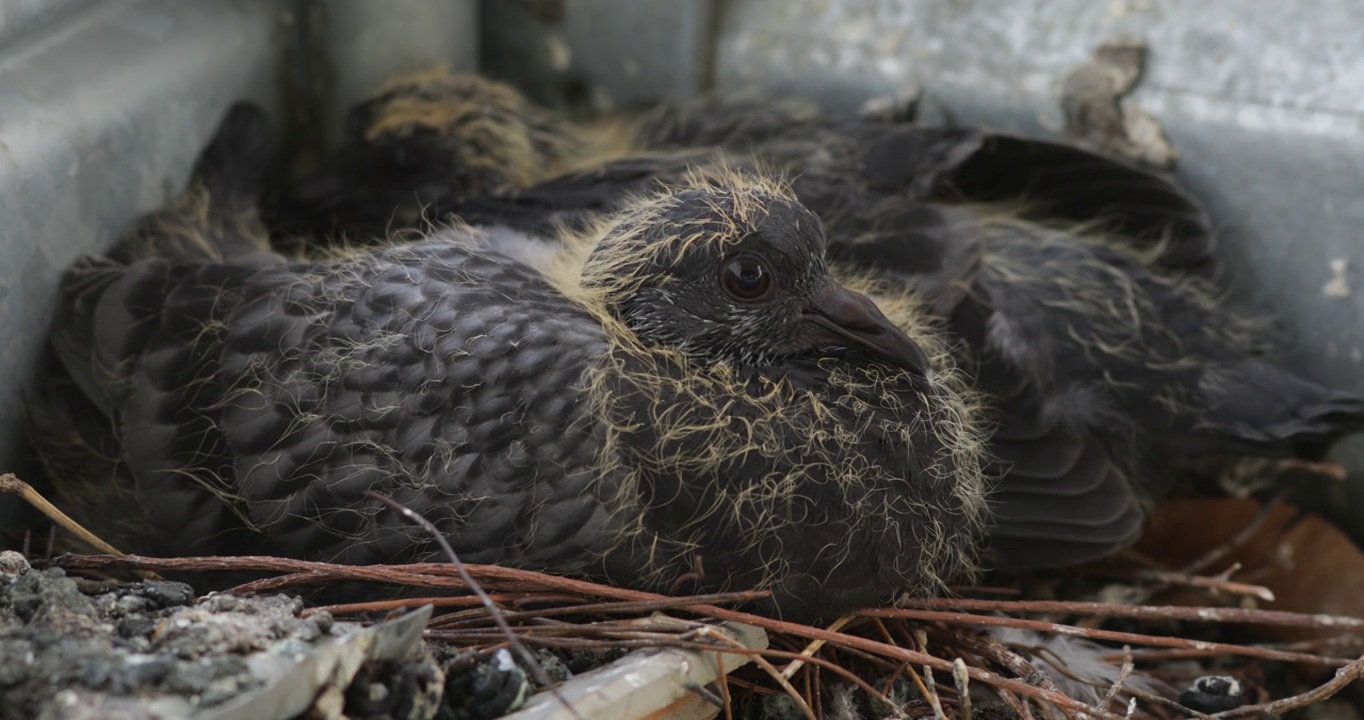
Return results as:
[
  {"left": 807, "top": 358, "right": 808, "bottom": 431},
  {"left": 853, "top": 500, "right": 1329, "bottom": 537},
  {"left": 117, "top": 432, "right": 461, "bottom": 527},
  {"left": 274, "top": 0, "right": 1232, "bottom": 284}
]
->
[
  {"left": 0, "top": 0, "right": 479, "bottom": 528},
  {"left": 480, "top": 0, "right": 713, "bottom": 112},
  {"left": 0, "top": 0, "right": 96, "bottom": 53},
  {"left": 0, "top": 0, "right": 290, "bottom": 528}
]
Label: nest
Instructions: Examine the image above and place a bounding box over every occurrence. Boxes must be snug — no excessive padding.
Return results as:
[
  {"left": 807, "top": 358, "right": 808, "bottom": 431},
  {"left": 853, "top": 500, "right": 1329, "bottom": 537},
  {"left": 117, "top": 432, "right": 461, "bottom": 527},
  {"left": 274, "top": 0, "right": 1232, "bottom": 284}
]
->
[{"left": 5, "top": 472, "right": 1364, "bottom": 720}]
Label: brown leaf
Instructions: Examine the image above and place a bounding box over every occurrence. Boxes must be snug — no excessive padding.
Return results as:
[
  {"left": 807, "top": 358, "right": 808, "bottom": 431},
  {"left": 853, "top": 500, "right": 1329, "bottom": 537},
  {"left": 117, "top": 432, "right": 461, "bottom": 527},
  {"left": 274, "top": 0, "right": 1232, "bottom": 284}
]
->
[{"left": 1133, "top": 497, "right": 1364, "bottom": 637}]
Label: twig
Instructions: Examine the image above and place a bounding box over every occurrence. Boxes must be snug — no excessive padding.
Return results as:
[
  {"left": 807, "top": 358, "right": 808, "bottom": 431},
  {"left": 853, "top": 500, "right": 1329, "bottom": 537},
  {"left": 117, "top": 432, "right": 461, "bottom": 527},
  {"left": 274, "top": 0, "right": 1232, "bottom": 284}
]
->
[
  {"left": 684, "top": 681, "right": 724, "bottom": 711},
  {"left": 1257, "top": 458, "right": 1349, "bottom": 483},
  {"left": 1209, "top": 654, "right": 1364, "bottom": 719},
  {"left": 1100, "top": 646, "right": 1134, "bottom": 711},
  {"left": 916, "top": 629, "right": 948, "bottom": 720},
  {"left": 808, "top": 664, "right": 819, "bottom": 720},
  {"left": 903, "top": 663, "right": 938, "bottom": 717},
  {"left": 780, "top": 615, "right": 854, "bottom": 679},
  {"left": 882, "top": 661, "right": 911, "bottom": 696},
  {"left": 924, "top": 665, "right": 947, "bottom": 720},
  {"left": 995, "top": 688, "right": 1033, "bottom": 720},
  {"left": 667, "top": 553, "right": 705, "bottom": 596},
  {"left": 365, "top": 490, "right": 585, "bottom": 720},
  {"left": 0, "top": 474, "right": 158, "bottom": 579},
  {"left": 1132, "top": 568, "right": 1274, "bottom": 602},
  {"left": 55, "top": 555, "right": 669, "bottom": 601},
  {"left": 754, "top": 646, "right": 904, "bottom": 717},
  {"left": 717, "top": 651, "right": 733, "bottom": 720},
  {"left": 1181, "top": 493, "right": 1287, "bottom": 575},
  {"left": 725, "top": 675, "right": 778, "bottom": 696},
  {"left": 433, "top": 591, "right": 769, "bottom": 627},
  {"left": 1107, "top": 634, "right": 1364, "bottom": 663},
  {"left": 304, "top": 593, "right": 543, "bottom": 617},
  {"left": 952, "top": 633, "right": 1068, "bottom": 698},
  {"left": 953, "top": 658, "right": 973, "bottom": 720},
  {"left": 714, "top": 617, "right": 1125, "bottom": 719},
  {"left": 864, "top": 608, "right": 1344, "bottom": 666},
  {"left": 1119, "top": 683, "right": 1210, "bottom": 720},
  {"left": 696, "top": 627, "right": 816, "bottom": 720},
  {"left": 895, "top": 598, "right": 1364, "bottom": 632}
]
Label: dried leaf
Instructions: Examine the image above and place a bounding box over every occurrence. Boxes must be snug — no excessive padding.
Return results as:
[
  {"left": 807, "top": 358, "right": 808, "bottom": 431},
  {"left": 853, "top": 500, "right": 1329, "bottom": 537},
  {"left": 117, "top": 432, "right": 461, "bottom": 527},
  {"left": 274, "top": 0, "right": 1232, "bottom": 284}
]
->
[{"left": 1135, "top": 498, "right": 1364, "bottom": 637}]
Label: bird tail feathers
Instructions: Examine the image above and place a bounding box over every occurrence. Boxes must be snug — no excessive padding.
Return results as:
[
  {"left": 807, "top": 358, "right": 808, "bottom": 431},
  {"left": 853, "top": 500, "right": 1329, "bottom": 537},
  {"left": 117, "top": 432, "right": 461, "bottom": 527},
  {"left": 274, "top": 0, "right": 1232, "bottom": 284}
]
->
[{"left": 1199, "top": 358, "right": 1364, "bottom": 457}]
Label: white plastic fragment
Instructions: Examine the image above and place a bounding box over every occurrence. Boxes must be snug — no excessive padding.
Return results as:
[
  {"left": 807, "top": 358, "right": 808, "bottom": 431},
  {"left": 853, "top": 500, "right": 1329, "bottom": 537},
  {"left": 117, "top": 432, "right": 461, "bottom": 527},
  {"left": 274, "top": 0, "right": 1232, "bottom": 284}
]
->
[{"left": 502, "top": 621, "right": 769, "bottom": 720}]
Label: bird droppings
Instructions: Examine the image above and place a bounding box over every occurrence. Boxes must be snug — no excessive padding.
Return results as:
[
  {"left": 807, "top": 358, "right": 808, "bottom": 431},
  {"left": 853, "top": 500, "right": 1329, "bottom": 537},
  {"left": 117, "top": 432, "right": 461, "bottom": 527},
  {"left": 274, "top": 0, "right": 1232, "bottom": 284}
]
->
[
  {"left": 1323, "top": 258, "right": 1350, "bottom": 298},
  {"left": 546, "top": 34, "right": 572, "bottom": 72},
  {"left": 0, "top": 555, "right": 670, "bottom": 720},
  {"left": 1107, "top": 0, "right": 1154, "bottom": 20},
  {"left": 857, "top": 82, "right": 921, "bottom": 122},
  {"left": 0, "top": 562, "right": 488, "bottom": 720},
  {"left": 0, "top": 551, "right": 29, "bottom": 578},
  {"left": 0, "top": 564, "right": 326, "bottom": 719}
]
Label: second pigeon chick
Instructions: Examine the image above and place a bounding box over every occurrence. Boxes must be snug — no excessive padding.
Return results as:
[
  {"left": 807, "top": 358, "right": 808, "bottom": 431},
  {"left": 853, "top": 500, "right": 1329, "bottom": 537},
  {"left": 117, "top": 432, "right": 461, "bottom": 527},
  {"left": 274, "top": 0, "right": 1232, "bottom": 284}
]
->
[
  {"left": 264, "top": 68, "right": 1213, "bottom": 278},
  {"left": 294, "top": 73, "right": 1364, "bottom": 572}
]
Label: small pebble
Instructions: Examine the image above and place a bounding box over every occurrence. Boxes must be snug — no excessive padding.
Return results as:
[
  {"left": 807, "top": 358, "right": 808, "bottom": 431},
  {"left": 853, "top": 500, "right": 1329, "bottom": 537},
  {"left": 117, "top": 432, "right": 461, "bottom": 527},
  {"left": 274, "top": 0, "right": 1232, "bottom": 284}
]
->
[
  {"left": 1179, "top": 675, "right": 1247, "bottom": 713},
  {"left": 0, "top": 550, "right": 31, "bottom": 578}
]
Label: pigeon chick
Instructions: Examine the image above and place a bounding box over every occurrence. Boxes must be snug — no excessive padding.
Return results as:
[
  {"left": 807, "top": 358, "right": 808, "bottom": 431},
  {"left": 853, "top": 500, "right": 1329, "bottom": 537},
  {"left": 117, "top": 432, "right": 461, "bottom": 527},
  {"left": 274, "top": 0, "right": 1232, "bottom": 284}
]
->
[
  {"left": 264, "top": 70, "right": 1212, "bottom": 278},
  {"left": 27, "top": 104, "right": 989, "bottom": 623},
  {"left": 393, "top": 125, "right": 1364, "bottom": 572},
  {"left": 266, "top": 68, "right": 613, "bottom": 240},
  {"left": 263, "top": 68, "right": 827, "bottom": 243}
]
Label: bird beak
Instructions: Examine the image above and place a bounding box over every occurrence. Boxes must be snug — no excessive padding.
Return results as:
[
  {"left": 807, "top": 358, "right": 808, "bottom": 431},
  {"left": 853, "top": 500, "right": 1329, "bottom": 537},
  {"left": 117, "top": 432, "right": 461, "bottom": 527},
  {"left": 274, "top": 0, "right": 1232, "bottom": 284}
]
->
[{"left": 802, "top": 286, "right": 932, "bottom": 377}]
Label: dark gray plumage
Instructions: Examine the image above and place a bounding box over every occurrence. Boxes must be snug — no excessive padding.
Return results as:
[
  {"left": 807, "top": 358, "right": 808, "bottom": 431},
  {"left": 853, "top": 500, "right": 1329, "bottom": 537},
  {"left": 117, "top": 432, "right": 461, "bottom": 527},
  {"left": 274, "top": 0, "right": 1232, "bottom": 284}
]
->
[
  {"left": 280, "top": 75, "right": 1364, "bottom": 572},
  {"left": 27, "top": 104, "right": 989, "bottom": 623},
  {"left": 448, "top": 149, "right": 1364, "bottom": 570},
  {"left": 263, "top": 70, "right": 596, "bottom": 242}
]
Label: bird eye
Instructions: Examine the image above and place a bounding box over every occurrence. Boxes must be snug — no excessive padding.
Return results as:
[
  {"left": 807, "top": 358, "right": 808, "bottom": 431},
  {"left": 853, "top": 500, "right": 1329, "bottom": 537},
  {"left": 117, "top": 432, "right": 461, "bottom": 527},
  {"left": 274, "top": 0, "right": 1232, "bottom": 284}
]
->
[{"left": 721, "top": 256, "right": 773, "bottom": 301}]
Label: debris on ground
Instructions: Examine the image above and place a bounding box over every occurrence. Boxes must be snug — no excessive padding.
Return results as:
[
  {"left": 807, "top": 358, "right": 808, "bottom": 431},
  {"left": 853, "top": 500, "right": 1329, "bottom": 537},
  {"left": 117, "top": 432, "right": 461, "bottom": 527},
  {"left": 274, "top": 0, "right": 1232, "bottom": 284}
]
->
[
  {"left": 0, "top": 554, "right": 447, "bottom": 720},
  {"left": 6, "top": 466, "right": 1364, "bottom": 720},
  {"left": 1135, "top": 496, "right": 1364, "bottom": 637},
  {"left": 1061, "top": 38, "right": 1180, "bottom": 169}
]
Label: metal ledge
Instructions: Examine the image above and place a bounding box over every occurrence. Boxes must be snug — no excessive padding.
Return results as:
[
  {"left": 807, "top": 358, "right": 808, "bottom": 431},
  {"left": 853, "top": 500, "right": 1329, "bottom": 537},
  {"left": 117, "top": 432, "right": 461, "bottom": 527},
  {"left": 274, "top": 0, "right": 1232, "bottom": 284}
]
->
[
  {"left": 0, "top": 0, "right": 98, "bottom": 54},
  {"left": 0, "top": 0, "right": 478, "bottom": 529},
  {"left": 0, "top": 0, "right": 292, "bottom": 517}
]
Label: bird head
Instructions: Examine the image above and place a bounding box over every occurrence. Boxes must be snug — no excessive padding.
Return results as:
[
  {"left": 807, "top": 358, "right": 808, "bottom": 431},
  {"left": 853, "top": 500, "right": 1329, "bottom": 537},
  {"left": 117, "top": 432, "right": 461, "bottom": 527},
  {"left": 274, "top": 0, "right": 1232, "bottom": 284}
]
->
[
  {"left": 580, "top": 173, "right": 932, "bottom": 376},
  {"left": 344, "top": 68, "right": 583, "bottom": 197}
]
